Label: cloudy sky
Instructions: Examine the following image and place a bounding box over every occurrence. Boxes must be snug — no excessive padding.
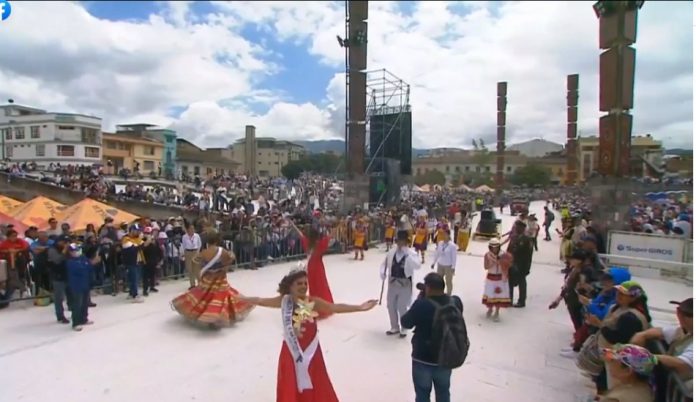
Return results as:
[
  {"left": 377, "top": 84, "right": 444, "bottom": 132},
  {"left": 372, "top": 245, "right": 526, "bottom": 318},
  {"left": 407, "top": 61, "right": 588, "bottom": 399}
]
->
[{"left": 0, "top": 1, "right": 692, "bottom": 149}]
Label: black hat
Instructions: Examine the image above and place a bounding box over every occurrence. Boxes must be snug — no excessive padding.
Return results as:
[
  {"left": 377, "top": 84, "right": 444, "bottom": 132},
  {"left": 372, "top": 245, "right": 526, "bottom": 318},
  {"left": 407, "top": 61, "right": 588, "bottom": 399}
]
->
[
  {"left": 416, "top": 272, "right": 446, "bottom": 291},
  {"left": 670, "top": 298, "right": 693, "bottom": 317},
  {"left": 396, "top": 230, "right": 409, "bottom": 242}
]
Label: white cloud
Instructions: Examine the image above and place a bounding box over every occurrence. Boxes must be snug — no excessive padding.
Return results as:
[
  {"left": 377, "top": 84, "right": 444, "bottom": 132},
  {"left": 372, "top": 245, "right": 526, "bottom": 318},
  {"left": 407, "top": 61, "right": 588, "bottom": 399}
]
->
[{"left": 0, "top": 1, "right": 692, "bottom": 151}]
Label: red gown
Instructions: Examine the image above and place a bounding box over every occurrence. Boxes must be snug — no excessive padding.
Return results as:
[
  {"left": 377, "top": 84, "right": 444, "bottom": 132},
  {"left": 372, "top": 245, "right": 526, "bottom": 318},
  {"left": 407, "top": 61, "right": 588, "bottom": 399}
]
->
[
  {"left": 277, "top": 308, "right": 338, "bottom": 402},
  {"left": 302, "top": 236, "right": 334, "bottom": 319}
]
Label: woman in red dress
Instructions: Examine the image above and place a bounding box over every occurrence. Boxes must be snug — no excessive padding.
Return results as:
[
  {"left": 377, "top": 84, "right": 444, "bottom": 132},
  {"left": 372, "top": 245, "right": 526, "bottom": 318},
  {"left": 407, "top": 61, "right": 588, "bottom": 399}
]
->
[
  {"left": 288, "top": 221, "right": 334, "bottom": 319},
  {"left": 240, "top": 270, "right": 377, "bottom": 402}
]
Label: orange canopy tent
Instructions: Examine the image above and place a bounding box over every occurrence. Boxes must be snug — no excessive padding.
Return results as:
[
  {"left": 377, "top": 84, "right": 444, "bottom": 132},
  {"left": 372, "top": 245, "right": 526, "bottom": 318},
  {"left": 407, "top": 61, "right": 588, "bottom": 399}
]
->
[
  {"left": 11, "top": 196, "right": 67, "bottom": 227},
  {"left": 0, "top": 195, "right": 23, "bottom": 214},
  {"left": 0, "top": 210, "right": 29, "bottom": 234},
  {"left": 47, "top": 198, "right": 139, "bottom": 232}
]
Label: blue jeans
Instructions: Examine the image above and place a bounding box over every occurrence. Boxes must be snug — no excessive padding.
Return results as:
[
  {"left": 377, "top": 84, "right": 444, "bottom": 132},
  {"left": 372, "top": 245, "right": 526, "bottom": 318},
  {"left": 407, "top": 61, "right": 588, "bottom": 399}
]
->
[
  {"left": 126, "top": 265, "right": 142, "bottom": 297},
  {"left": 71, "top": 290, "right": 90, "bottom": 327},
  {"left": 412, "top": 360, "right": 452, "bottom": 402}
]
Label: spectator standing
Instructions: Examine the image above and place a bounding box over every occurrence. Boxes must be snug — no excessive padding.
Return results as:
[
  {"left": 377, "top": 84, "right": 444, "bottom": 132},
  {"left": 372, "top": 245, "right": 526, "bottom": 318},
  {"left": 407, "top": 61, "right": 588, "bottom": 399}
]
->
[
  {"left": 182, "top": 225, "right": 202, "bottom": 288},
  {"left": 67, "top": 244, "right": 100, "bottom": 331},
  {"left": 121, "top": 226, "right": 145, "bottom": 303},
  {"left": 401, "top": 272, "right": 468, "bottom": 402},
  {"left": 48, "top": 236, "right": 70, "bottom": 324},
  {"left": 141, "top": 227, "right": 162, "bottom": 295},
  {"left": 543, "top": 206, "right": 555, "bottom": 241}
]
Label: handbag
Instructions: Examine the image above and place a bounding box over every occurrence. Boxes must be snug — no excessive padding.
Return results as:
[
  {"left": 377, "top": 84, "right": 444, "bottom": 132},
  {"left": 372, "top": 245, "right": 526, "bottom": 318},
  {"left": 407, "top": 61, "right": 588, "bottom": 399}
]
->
[{"left": 576, "top": 333, "right": 603, "bottom": 376}]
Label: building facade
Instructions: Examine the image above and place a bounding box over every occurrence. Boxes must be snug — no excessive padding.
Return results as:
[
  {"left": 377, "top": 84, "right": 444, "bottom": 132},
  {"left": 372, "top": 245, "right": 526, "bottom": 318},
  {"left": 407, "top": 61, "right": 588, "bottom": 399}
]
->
[
  {"left": 115, "top": 124, "right": 178, "bottom": 178},
  {"left": 0, "top": 104, "right": 102, "bottom": 167},
  {"left": 413, "top": 152, "right": 528, "bottom": 178},
  {"left": 102, "top": 133, "right": 164, "bottom": 176},
  {"left": 231, "top": 136, "right": 305, "bottom": 177},
  {"left": 577, "top": 134, "right": 663, "bottom": 181},
  {"left": 176, "top": 139, "right": 240, "bottom": 178}
]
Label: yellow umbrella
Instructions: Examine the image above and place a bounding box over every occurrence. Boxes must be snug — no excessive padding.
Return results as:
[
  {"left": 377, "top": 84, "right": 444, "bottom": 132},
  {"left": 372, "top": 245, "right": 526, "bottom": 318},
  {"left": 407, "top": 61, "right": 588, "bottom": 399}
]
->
[
  {"left": 11, "top": 196, "right": 66, "bottom": 227},
  {"left": 49, "top": 198, "right": 139, "bottom": 232},
  {"left": 0, "top": 195, "right": 22, "bottom": 214}
]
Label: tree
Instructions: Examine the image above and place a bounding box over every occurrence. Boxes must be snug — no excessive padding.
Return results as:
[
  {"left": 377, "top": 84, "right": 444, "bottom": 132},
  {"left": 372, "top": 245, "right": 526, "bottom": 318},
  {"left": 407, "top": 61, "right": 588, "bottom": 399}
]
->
[
  {"left": 471, "top": 139, "right": 478, "bottom": 150},
  {"left": 414, "top": 169, "right": 446, "bottom": 186},
  {"left": 509, "top": 164, "right": 552, "bottom": 187}
]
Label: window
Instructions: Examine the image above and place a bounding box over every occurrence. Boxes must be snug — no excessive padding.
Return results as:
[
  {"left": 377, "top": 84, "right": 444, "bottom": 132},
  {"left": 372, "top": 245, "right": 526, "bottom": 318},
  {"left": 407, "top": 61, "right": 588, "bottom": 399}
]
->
[
  {"left": 143, "top": 161, "right": 155, "bottom": 171},
  {"left": 85, "top": 147, "right": 100, "bottom": 158},
  {"left": 445, "top": 165, "right": 450, "bottom": 173},
  {"left": 5, "top": 145, "right": 12, "bottom": 157},
  {"left": 35, "top": 144, "right": 45, "bottom": 157},
  {"left": 57, "top": 145, "right": 75, "bottom": 157},
  {"left": 506, "top": 166, "right": 512, "bottom": 172},
  {"left": 193, "top": 166, "right": 200, "bottom": 175},
  {"left": 14, "top": 127, "right": 25, "bottom": 140},
  {"left": 455, "top": 166, "right": 461, "bottom": 173},
  {"left": 57, "top": 125, "right": 75, "bottom": 130},
  {"left": 485, "top": 166, "right": 491, "bottom": 172},
  {"left": 143, "top": 146, "right": 155, "bottom": 156},
  {"left": 465, "top": 166, "right": 470, "bottom": 172},
  {"left": 81, "top": 128, "right": 99, "bottom": 144},
  {"left": 1, "top": 128, "right": 10, "bottom": 140},
  {"left": 416, "top": 168, "right": 421, "bottom": 175},
  {"left": 206, "top": 167, "right": 213, "bottom": 175},
  {"left": 105, "top": 141, "right": 116, "bottom": 149},
  {"left": 30, "top": 126, "right": 40, "bottom": 139}
]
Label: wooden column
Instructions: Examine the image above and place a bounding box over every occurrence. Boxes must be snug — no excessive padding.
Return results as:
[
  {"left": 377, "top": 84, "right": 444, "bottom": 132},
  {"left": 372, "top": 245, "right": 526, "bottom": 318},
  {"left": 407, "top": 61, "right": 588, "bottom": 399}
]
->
[
  {"left": 566, "top": 74, "right": 579, "bottom": 185},
  {"left": 496, "top": 82, "right": 507, "bottom": 190}
]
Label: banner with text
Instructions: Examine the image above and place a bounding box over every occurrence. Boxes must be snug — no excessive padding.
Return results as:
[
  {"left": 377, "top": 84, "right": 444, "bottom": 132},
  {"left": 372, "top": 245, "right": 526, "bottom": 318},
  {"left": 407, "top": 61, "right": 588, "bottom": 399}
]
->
[{"left": 608, "top": 231, "right": 687, "bottom": 263}]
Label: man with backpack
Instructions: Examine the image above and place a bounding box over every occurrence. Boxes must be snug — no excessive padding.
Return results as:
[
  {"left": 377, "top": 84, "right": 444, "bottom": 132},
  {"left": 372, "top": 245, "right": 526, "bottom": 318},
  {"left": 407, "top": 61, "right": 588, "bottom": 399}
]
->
[{"left": 401, "top": 272, "right": 469, "bottom": 402}]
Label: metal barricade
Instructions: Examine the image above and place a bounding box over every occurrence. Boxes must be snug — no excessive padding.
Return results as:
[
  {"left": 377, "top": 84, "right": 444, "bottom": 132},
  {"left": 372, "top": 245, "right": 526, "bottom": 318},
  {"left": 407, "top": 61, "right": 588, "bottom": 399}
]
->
[
  {"left": 597, "top": 253, "right": 693, "bottom": 284},
  {"left": 647, "top": 339, "right": 693, "bottom": 402}
]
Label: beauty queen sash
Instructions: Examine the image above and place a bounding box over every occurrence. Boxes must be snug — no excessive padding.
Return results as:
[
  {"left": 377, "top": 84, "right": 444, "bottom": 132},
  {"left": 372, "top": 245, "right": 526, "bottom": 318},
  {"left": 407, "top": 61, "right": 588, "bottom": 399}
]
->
[
  {"left": 282, "top": 295, "right": 319, "bottom": 392},
  {"left": 199, "top": 247, "right": 224, "bottom": 277}
]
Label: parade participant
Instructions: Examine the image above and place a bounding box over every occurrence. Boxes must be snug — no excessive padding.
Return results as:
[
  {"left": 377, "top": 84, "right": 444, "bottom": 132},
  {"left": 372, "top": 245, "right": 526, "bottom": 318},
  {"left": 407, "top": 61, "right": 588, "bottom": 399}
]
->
[
  {"left": 171, "top": 230, "right": 254, "bottom": 328},
  {"left": 413, "top": 217, "right": 429, "bottom": 264},
  {"left": 384, "top": 216, "right": 396, "bottom": 251},
  {"left": 239, "top": 269, "right": 377, "bottom": 402},
  {"left": 435, "top": 217, "right": 450, "bottom": 244},
  {"left": 66, "top": 243, "right": 101, "bottom": 332},
  {"left": 526, "top": 214, "right": 540, "bottom": 251},
  {"left": 289, "top": 219, "right": 334, "bottom": 320},
  {"left": 431, "top": 230, "right": 457, "bottom": 296},
  {"left": 352, "top": 218, "right": 367, "bottom": 261},
  {"left": 482, "top": 238, "right": 512, "bottom": 321},
  {"left": 456, "top": 211, "right": 471, "bottom": 252},
  {"left": 380, "top": 230, "right": 421, "bottom": 337}
]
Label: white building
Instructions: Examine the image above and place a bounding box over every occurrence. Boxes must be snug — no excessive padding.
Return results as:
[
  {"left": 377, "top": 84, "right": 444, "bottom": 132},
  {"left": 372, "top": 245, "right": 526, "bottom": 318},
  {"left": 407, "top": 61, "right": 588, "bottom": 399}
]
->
[{"left": 0, "top": 104, "right": 102, "bottom": 167}]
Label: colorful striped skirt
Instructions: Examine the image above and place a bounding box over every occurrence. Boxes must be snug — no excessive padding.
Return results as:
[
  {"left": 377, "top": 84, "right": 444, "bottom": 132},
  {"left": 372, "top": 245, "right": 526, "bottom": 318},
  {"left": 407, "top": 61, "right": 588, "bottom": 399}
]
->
[{"left": 171, "top": 270, "right": 254, "bottom": 327}]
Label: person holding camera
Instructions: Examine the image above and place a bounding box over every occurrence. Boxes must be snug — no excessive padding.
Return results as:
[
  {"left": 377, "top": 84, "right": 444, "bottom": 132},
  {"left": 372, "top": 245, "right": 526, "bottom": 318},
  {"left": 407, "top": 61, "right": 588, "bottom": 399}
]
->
[
  {"left": 401, "top": 273, "right": 468, "bottom": 402},
  {"left": 379, "top": 230, "right": 421, "bottom": 338}
]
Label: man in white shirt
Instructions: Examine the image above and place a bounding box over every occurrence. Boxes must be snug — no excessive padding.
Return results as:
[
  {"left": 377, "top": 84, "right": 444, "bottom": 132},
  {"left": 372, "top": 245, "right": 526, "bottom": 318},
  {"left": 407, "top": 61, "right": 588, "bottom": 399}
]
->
[
  {"left": 182, "top": 225, "right": 202, "bottom": 289},
  {"left": 430, "top": 231, "right": 457, "bottom": 295},
  {"left": 631, "top": 298, "right": 693, "bottom": 387}
]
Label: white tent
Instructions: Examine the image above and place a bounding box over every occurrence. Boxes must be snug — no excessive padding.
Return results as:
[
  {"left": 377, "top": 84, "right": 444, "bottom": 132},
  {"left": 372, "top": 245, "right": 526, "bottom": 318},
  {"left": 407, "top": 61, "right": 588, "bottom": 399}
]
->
[{"left": 475, "top": 185, "right": 494, "bottom": 193}]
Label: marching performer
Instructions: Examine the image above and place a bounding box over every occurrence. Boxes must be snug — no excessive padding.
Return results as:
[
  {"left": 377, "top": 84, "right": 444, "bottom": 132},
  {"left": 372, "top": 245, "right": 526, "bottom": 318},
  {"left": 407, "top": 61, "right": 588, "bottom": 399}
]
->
[
  {"left": 412, "top": 217, "right": 429, "bottom": 264},
  {"left": 384, "top": 215, "right": 396, "bottom": 251},
  {"left": 353, "top": 218, "right": 367, "bottom": 261},
  {"left": 456, "top": 211, "right": 472, "bottom": 252},
  {"left": 239, "top": 269, "right": 377, "bottom": 402},
  {"left": 482, "top": 238, "right": 512, "bottom": 322},
  {"left": 435, "top": 217, "right": 450, "bottom": 243},
  {"left": 379, "top": 230, "right": 421, "bottom": 338}
]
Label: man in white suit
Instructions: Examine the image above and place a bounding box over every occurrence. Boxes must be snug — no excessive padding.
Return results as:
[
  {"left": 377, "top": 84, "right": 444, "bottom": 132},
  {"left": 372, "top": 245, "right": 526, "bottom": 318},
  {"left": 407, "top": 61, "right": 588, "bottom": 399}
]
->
[{"left": 380, "top": 230, "right": 421, "bottom": 338}]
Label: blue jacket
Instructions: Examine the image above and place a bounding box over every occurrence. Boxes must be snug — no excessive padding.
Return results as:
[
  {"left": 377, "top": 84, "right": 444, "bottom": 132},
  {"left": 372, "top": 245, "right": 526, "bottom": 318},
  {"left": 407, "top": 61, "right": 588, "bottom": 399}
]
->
[
  {"left": 586, "top": 290, "right": 616, "bottom": 320},
  {"left": 67, "top": 256, "right": 93, "bottom": 294}
]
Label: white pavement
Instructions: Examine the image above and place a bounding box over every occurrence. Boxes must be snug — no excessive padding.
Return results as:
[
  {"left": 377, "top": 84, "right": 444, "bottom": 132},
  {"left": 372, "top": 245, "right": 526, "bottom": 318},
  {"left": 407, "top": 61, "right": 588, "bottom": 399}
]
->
[{"left": 0, "top": 201, "right": 690, "bottom": 402}]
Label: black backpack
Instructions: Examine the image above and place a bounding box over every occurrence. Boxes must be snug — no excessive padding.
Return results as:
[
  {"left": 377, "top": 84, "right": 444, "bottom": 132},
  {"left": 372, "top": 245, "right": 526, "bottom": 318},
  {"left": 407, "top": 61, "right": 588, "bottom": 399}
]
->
[{"left": 428, "top": 297, "right": 470, "bottom": 369}]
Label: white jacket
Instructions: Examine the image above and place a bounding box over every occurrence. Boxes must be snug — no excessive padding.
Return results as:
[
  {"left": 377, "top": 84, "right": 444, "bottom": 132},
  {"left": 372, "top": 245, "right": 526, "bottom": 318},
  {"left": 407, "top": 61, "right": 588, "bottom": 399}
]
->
[{"left": 379, "top": 247, "right": 421, "bottom": 280}]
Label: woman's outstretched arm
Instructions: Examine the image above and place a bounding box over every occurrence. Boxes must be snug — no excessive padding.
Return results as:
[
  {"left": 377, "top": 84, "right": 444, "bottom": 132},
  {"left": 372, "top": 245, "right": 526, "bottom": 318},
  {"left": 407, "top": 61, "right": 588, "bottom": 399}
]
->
[
  {"left": 239, "top": 295, "right": 283, "bottom": 308},
  {"left": 313, "top": 297, "right": 377, "bottom": 314}
]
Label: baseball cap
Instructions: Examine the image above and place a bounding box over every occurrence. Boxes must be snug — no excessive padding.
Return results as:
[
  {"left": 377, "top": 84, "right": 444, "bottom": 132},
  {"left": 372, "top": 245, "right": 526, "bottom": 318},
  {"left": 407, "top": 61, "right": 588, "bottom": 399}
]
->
[
  {"left": 614, "top": 281, "right": 645, "bottom": 298},
  {"left": 670, "top": 298, "right": 693, "bottom": 317},
  {"left": 416, "top": 272, "right": 446, "bottom": 292}
]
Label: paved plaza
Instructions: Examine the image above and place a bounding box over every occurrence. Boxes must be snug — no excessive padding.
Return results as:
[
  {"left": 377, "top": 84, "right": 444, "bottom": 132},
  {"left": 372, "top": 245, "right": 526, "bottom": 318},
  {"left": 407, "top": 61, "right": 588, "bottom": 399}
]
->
[{"left": 0, "top": 202, "right": 690, "bottom": 402}]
